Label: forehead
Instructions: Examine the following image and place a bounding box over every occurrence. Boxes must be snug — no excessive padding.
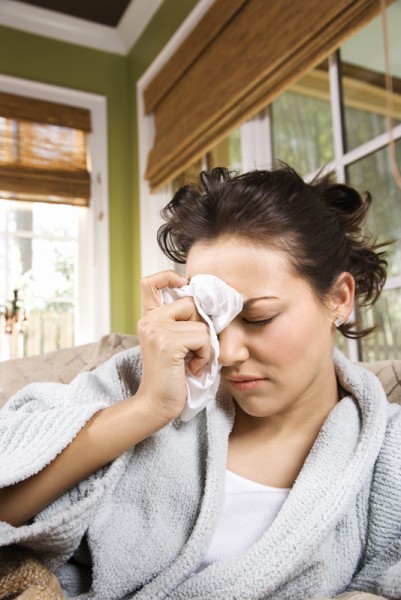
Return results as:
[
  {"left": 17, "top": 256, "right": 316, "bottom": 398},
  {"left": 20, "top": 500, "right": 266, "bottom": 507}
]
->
[{"left": 186, "top": 237, "right": 297, "bottom": 299}]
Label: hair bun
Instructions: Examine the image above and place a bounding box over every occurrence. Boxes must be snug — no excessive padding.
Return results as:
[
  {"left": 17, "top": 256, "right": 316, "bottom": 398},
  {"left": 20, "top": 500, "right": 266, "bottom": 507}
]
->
[{"left": 317, "top": 175, "right": 371, "bottom": 235}]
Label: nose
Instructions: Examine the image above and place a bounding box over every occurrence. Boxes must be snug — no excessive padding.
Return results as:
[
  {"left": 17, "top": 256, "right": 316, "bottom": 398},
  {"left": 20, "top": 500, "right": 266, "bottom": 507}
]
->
[{"left": 218, "top": 320, "right": 249, "bottom": 367}]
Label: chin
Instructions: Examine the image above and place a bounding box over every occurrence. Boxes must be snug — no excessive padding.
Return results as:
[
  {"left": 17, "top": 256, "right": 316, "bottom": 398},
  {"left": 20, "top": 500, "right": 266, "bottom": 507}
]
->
[{"left": 234, "top": 399, "right": 279, "bottom": 419}]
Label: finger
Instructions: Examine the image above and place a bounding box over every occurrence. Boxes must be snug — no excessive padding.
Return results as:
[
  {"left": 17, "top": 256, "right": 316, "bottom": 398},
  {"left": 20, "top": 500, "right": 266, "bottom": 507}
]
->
[
  {"left": 140, "top": 298, "right": 203, "bottom": 332},
  {"left": 188, "top": 346, "right": 211, "bottom": 376},
  {"left": 141, "top": 270, "right": 188, "bottom": 314},
  {"left": 161, "top": 296, "right": 203, "bottom": 323},
  {"left": 138, "top": 304, "right": 207, "bottom": 352},
  {"left": 138, "top": 302, "right": 207, "bottom": 344},
  {"left": 173, "top": 329, "right": 211, "bottom": 376},
  {"left": 139, "top": 322, "right": 210, "bottom": 378}
]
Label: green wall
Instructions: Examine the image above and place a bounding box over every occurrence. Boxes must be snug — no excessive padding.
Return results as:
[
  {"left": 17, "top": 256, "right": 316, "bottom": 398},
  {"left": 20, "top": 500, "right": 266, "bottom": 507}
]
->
[{"left": 0, "top": 0, "right": 198, "bottom": 334}]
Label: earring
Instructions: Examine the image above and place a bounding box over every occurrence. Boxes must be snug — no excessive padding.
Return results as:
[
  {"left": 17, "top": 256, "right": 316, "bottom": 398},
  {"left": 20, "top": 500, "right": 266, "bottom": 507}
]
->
[{"left": 334, "top": 317, "right": 344, "bottom": 328}]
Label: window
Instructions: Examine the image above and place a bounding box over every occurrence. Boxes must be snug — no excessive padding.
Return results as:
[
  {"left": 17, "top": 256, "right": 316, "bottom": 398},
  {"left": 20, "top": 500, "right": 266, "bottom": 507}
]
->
[
  {"left": 0, "top": 75, "right": 110, "bottom": 360},
  {"left": 271, "top": 65, "right": 334, "bottom": 175},
  {"left": 0, "top": 201, "right": 79, "bottom": 358},
  {"left": 163, "top": 3, "right": 401, "bottom": 361},
  {"left": 172, "top": 128, "right": 242, "bottom": 191}
]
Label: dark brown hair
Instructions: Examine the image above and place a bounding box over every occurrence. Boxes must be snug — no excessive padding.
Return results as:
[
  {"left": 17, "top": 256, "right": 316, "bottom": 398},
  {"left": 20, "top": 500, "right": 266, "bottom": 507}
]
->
[{"left": 158, "top": 165, "right": 388, "bottom": 338}]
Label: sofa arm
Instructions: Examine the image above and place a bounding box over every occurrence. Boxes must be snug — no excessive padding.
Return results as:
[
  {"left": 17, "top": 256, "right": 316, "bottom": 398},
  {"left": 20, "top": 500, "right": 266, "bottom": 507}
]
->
[{"left": 0, "top": 332, "right": 139, "bottom": 408}]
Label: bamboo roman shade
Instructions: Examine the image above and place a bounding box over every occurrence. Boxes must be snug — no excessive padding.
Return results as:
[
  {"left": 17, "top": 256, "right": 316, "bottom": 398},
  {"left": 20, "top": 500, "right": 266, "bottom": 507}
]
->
[
  {"left": 0, "top": 92, "right": 92, "bottom": 206},
  {"left": 144, "top": 0, "right": 393, "bottom": 190}
]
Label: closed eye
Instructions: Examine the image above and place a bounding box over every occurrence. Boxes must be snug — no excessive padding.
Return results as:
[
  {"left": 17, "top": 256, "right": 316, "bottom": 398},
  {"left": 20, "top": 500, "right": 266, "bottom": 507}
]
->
[{"left": 242, "top": 317, "right": 275, "bottom": 328}]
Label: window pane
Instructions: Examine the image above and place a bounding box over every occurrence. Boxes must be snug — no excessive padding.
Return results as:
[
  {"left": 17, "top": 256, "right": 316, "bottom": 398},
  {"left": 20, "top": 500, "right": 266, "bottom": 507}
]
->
[
  {"left": 340, "top": 1, "right": 401, "bottom": 151},
  {"left": 172, "top": 128, "right": 242, "bottom": 194},
  {"left": 0, "top": 233, "right": 5, "bottom": 299},
  {"left": 25, "top": 238, "right": 78, "bottom": 299},
  {"left": 32, "top": 202, "right": 79, "bottom": 237},
  {"left": 2, "top": 234, "right": 77, "bottom": 307},
  {"left": 4, "top": 235, "right": 31, "bottom": 292},
  {"left": 7, "top": 204, "right": 33, "bottom": 238},
  {"left": 346, "top": 141, "right": 401, "bottom": 278},
  {"left": 207, "top": 128, "right": 242, "bottom": 171},
  {"left": 357, "top": 288, "right": 401, "bottom": 360},
  {"left": 0, "top": 202, "right": 6, "bottom": 232},
  {"left": 0, "top": 199, "right": 79, "bottom": 357},
  {"left": 343, "top": 104, "right": 400, "bottom": 152},
  {"left": 172, "top": 157, "right": 203, "bottom": 194},
  {"left": 271, "top": 66, "right": 334, "bottom": 176},
  {"left": 23, "top": 302, "right": 75, "bottom": 356},
  {"left": 5, "top": 200, "right": 79, "bottom": 237}
]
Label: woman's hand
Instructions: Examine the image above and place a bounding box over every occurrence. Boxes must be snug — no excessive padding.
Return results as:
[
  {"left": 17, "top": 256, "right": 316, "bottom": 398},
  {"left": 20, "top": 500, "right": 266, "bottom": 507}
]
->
[{"left": 137, "top": 270, "right": 210, "bottom": 425}]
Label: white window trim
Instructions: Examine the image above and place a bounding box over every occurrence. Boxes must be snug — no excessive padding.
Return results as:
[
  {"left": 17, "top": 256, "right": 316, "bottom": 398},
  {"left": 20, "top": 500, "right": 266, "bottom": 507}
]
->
[
  {"left": 240, "top": 108, "right": 273, "bottom": 172},
  {"left": 0, "top": 74, "right": 110, "bottom": 344}
]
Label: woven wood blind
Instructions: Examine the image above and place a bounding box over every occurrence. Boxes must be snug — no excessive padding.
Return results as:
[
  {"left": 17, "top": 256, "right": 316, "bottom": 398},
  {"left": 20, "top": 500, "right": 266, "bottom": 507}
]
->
[
  {"left": 144, "top": 0, "right": 392, "bottom": 190},
  {"left": 0, "top": 92, "right": 92, "bottom": 206}
]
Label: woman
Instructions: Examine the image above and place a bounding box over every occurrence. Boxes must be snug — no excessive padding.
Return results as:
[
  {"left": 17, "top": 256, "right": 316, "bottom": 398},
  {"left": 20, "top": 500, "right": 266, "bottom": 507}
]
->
[{"left": 0, "top": 166, "right": 400, "bottom": 600}]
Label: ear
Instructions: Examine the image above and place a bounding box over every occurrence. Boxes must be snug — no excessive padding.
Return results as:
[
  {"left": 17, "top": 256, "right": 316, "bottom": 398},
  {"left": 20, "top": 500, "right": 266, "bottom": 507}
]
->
[{"left": 328, "top": 272, "right": 355, "bottom": 326}]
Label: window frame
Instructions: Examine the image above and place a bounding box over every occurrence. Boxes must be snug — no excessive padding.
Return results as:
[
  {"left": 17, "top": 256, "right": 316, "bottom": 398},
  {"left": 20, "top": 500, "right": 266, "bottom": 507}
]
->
[{"left": 0, "top": 74, "right": 110, "bottom": 347}]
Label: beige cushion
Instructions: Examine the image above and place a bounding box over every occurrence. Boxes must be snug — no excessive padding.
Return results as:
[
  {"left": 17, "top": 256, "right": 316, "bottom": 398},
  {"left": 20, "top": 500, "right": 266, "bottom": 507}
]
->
[
  {"left": 361, "top": 359, "right": 401, "bottom": 405},
  {"left": 0, "top": 332, "right": 139, "bottom": 408}
]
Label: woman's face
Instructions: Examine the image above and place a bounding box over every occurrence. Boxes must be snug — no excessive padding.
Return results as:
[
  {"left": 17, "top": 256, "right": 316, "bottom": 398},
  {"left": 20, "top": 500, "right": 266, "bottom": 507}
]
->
[{"left": 186, "top": 236, "right": 342, "bottom": 420}]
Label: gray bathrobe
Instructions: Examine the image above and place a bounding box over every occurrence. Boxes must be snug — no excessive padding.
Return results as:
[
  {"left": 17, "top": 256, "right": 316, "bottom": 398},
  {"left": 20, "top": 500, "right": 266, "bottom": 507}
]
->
[{"left": 0, "top": 348, "right": 400, "bottom": 600}]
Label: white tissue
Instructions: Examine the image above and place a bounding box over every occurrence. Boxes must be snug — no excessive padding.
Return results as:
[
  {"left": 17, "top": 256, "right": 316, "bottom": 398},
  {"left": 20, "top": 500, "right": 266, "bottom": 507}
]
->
[{"left": 162, "top": 274, "right": 243, "bottom": 421}]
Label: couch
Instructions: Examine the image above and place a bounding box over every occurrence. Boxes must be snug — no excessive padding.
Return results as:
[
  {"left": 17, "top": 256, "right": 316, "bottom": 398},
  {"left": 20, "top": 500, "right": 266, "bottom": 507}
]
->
[{"left": 0, "top": 333, "right": 400, "bottom": 600}]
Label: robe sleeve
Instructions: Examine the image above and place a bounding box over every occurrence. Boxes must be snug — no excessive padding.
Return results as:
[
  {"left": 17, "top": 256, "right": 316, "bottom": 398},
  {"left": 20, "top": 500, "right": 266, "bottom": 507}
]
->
[{"left": 0, "top": 347, "right": 142, "bottom": 569}]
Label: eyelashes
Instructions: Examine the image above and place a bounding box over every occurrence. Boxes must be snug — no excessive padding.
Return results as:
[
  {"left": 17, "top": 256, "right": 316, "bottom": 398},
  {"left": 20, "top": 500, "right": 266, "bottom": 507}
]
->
[{"left": 242, "top": 316, "right": 276, "bottom": 328}]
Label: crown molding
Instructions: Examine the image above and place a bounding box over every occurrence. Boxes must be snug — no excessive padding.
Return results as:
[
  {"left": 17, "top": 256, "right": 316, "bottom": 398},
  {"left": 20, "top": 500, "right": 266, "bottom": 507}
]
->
[
  {"left": 118, "top": 0, "right": 163, "bottom": 53},
  {"left": 0, "top": 0, "right": 163, "bottom": 55}
]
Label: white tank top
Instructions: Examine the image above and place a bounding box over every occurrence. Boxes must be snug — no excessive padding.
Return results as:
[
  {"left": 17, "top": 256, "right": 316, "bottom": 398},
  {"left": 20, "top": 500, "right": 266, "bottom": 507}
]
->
[{"left": 196, "top": 470, "right": 290, "bottom": 572}]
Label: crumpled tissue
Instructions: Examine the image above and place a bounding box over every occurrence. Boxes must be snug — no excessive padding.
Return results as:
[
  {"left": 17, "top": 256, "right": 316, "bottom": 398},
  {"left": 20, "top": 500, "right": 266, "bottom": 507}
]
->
[{"left": 162, "top": 274, "right": 243, "bottom": 421}]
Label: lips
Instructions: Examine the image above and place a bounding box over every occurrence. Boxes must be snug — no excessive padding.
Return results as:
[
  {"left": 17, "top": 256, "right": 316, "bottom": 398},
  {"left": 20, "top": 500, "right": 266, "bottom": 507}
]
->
[{"left": 225, "top": 375, "right": 267, "bottom": 392}]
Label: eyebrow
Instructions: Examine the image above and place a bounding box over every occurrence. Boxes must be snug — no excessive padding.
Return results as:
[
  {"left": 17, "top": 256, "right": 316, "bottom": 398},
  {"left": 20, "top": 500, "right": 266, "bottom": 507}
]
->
[{"left": 242, "top": 296, "right": 278, "bottom": 310}]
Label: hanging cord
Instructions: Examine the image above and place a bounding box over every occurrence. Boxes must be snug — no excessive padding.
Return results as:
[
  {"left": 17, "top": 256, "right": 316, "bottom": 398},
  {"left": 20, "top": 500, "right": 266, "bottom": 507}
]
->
[{"left": 380, "top": 0, "right": 401, "bottom": 190}]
